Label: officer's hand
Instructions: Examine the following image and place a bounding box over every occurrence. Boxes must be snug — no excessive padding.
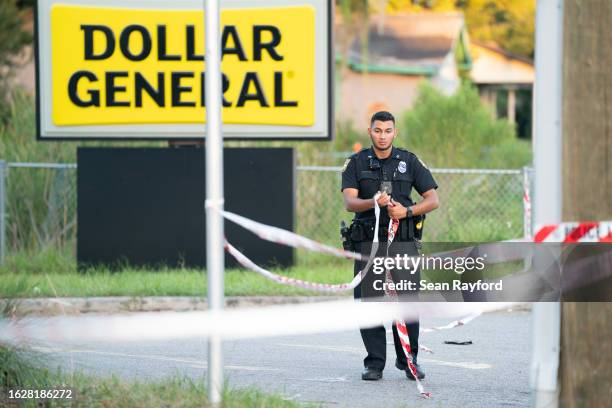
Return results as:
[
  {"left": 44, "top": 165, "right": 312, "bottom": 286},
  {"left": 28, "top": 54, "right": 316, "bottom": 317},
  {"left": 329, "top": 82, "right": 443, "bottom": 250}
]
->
[
  {"left": 376, "top": 192, "right": 391, "bottom": 207},
  {"left": 388, "top": 199, "right": 407, "bottom": 219}
]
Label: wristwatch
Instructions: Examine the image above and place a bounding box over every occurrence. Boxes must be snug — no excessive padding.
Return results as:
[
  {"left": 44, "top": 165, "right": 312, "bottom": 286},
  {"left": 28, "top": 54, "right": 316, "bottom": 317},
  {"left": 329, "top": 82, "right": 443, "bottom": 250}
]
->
[{"left": 406, "top": 206, "right": 414, "bottom": 218}]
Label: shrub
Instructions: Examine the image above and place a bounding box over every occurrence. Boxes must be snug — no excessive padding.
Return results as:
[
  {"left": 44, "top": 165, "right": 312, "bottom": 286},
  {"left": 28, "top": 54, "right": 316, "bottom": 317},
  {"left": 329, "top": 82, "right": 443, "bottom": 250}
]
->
[
  {"left": 398, "top": 81, "right": 531, "bottom": 169},
  {"left": 0, "top": 0, "right": 32, "bottom": 124}
]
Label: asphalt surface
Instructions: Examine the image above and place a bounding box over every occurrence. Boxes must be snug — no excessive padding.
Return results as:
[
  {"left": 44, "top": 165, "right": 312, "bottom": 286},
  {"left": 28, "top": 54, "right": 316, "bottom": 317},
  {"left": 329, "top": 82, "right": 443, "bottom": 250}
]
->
[{"left": 28, "top": 309, "right": 531, "bottom": 408}]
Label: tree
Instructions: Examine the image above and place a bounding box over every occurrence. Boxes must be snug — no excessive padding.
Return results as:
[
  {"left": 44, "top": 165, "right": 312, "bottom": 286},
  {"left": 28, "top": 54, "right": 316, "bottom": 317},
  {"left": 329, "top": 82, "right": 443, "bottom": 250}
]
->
[
  {"left": 385, "top": 0, "right": 536, "bottom": 59},
  {"left": 462, "top": 0, "right": 535, "bottom": 58},
  {"left": 0, "top": 0, "right": 32, "bottom": 123},
  {"left": 399, "top": 82, "right": 530, "bottom": 168}
]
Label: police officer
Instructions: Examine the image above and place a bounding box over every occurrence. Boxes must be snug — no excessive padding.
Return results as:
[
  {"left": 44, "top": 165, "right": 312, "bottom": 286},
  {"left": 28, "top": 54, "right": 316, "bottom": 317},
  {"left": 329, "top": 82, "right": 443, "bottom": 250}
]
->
[{"left": 341, "top": 111, "right": 439, "bottom": 381}]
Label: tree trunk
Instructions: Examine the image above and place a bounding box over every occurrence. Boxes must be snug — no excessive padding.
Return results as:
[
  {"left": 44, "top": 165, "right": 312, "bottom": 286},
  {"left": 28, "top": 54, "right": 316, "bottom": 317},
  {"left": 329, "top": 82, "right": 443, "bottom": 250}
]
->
[{"left": 561, "top": 0, "right": 612, "bottom": 406}]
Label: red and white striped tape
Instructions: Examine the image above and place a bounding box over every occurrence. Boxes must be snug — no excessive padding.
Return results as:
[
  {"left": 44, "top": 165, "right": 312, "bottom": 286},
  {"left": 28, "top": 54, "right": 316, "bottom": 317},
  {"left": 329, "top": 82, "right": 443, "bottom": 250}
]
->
[
  {"left": 382, "top": 209, "right": 431, "bottom": 398},
  {"left": 218, "top": 194, "right": 383, "bottom": 293},
  {"left": 534, "top": 221, "right": 612, "bottom": 243},
  {"left": 420, "top": 312, "right": 482, "bottom": 333},
  {"left": 225, "top": 240, "right": 362, "bottom": 292},
  {"left": 215, "top": 200, "right": 527, "bottom": 294},
  {"left": 522, "top": 169, "right": 532, "bottom": 239},
  {"left": 219, "top": 209, "right": 364, "bottom": 261}
]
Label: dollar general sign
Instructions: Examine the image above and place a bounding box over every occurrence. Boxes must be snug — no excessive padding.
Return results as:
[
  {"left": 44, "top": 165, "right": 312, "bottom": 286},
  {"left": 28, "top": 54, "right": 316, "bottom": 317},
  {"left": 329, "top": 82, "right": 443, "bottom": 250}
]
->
[{"left": 36, "top": 0, "right": 332, "bottom": 140}]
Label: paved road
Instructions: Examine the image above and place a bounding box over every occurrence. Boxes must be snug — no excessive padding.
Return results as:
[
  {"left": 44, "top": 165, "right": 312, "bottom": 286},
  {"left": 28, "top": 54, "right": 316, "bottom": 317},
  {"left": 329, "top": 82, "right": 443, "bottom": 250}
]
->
[{"left": 30, "top": 309, "right": 531, "bottom": 407}]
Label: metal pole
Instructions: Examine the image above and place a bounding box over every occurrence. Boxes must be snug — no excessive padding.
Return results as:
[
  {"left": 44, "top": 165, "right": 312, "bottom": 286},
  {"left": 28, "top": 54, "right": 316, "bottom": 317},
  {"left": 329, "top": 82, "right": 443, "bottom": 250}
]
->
[
  {"left": 533, "top": 4, "right": 563, "bottom": 225},
  {"left": 530, "top": 1, "right": 563, "bottom": 407},
  {"left": 204, "top": 0, "right": 224, "bottom": 405},
  {"left": 0, "top": 160, "right": 5, "bottom": 265}
]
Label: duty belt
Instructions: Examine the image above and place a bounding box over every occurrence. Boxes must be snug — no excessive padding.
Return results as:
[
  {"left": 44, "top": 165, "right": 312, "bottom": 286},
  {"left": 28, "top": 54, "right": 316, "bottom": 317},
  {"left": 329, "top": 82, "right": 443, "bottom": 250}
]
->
[{"left": 350, "top": 217, "right": 421, "bottom": 242}]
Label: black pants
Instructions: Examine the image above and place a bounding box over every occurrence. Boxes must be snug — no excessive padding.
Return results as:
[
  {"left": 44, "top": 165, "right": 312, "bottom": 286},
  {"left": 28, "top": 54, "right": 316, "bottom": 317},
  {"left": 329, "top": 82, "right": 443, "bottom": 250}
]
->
[
  {"left": 354, "top": 239, "right": 420, "bottom": 371},
  {"left": 359, "top": 320, "right": 420, "bottom": 371}
]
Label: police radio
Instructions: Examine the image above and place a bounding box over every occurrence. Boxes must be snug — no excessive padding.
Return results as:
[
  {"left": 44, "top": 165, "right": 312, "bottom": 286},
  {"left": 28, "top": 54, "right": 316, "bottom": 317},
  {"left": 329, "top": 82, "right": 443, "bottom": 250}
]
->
[
  {"left": 380, "top": 181, "right": 392, "bottom": 196},
  {"left": 379, "top": 179, "right": 426, "bottom": 240},
  {"left": 340, "top": 220, "right": 355, "bottom": 252}
]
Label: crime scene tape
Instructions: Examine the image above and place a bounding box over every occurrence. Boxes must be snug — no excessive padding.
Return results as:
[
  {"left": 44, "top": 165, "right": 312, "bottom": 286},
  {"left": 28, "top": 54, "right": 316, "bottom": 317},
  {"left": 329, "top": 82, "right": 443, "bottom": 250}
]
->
[
  {"left": 216, "top": 200, "right": 527, "bottom": 295},
  {"left": 218, "top": 208, "right": 364, "bottom": 261},
  {"left": 225, "top": 240, "right": 362, "bottom": 292},
  {"left": 523, "top": 170, "right": 532, "bottom": 238},
  {"left": 0, "top": 300, "right": 520, "bottom": 343},
  {"left": 224, "top": 230, "right": 528, "bottom": 293},
  {"left": 534, "top": 221, "right": 612, "bottom": 243},
  {"left": 381, "top": 214, "right": 430, "bottom": 397},
  {"left": 531, "top": 222, "right": 612, "bottom": 298},
  {"left": 218, "top": 193, "right": 383, "bottom": 293},
  {"left": 420, "top": 312, "right": 482, "bottom": 333}
]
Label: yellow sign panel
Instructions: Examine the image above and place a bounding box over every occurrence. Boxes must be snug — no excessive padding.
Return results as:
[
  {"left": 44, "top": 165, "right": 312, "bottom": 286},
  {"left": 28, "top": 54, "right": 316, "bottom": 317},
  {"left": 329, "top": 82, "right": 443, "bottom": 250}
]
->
[{"left": 50, "top": 5, "right": 315, "bottom": 126}]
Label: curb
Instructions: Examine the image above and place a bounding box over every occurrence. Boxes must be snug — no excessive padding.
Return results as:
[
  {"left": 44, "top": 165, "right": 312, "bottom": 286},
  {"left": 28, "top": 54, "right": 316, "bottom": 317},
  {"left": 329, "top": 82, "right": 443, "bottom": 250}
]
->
[{"left": 0, "top": 296, "right": 349, "bottom": 317}]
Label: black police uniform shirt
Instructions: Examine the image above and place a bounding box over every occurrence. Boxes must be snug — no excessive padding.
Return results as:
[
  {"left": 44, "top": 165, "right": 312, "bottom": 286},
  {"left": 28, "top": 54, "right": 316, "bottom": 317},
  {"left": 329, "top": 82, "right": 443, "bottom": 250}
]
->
[{"left": 341, "top": 146, "right": 438, "bottom": 226}]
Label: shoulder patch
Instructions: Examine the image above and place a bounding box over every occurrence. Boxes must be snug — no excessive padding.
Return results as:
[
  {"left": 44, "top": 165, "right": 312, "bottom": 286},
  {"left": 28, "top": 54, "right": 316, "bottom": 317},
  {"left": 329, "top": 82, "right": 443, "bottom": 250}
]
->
[
  {"left": 350, "top": 147, "right": 367, "bottom": 160},
  {"left": 394, "top": 147, "right": 412, "bottom": 159},
  {"left": 341, "top": 158, "right": 351, "bottom": 172}
]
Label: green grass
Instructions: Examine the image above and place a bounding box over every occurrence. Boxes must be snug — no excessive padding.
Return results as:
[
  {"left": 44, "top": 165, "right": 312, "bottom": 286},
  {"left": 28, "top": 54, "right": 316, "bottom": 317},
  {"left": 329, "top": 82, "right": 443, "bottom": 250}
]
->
[
  {"left": 0, "top": 345, "right": 317, "bottom": 408},
  {"left": 0, "top": 248, "right": 353, "bottom": 298},
  {"left": 0, "top": 267, "right": 353, "bottom": 298},
  {"left": 0, "top": 242, "right": 528, "bottom": 299}
]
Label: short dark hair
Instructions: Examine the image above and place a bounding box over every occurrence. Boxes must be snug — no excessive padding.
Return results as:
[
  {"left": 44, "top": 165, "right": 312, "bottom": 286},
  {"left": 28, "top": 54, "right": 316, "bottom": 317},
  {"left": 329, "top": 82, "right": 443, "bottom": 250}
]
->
[{"left": 370, "top": 111, "right": 395, "bottom": 126}]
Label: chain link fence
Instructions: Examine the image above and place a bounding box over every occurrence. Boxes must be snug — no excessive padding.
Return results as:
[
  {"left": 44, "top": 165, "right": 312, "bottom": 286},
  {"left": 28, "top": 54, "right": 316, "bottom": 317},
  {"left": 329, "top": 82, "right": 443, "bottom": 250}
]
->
[
  {"left": 0, "top": 161, "right": 532, "bottom": 263},
  {"left": 296, "top": 166, "right": 532, "bottom": 245},
  {"left": 0, "top": 161, "right": 77, "bottom": 263}
]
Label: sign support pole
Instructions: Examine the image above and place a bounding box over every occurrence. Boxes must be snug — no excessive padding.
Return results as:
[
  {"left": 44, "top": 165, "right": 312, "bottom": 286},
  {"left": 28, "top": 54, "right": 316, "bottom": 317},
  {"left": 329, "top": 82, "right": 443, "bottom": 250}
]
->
[{"left": 204, "top": 0, "right": 224, "bottom": 405}]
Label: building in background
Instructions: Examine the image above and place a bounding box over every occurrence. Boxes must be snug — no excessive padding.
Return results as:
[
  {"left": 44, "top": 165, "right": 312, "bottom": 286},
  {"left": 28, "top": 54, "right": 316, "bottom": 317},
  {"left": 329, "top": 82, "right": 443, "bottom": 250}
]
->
[
  {"left": 336, "top": 11, "right": 534, "bottom": 138},
  {"left": 470, "top": 42, "right": 534, "bottom": 138},
  {"left": 336, "top": 12, "right": 471, "bottom": 126}
]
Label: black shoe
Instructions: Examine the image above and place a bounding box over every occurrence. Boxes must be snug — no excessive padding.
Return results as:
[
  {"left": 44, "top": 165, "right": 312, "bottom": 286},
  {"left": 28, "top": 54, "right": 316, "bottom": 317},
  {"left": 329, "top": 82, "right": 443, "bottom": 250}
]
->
[
  {"left": 395, "top": 357, "right": 425, "bottom": 380},
  {"left": 404, "top": 362, "right": 425, "bottom": 380},
  {"left": 361, "top": 367, "right": 383, "bottom": 381}
]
